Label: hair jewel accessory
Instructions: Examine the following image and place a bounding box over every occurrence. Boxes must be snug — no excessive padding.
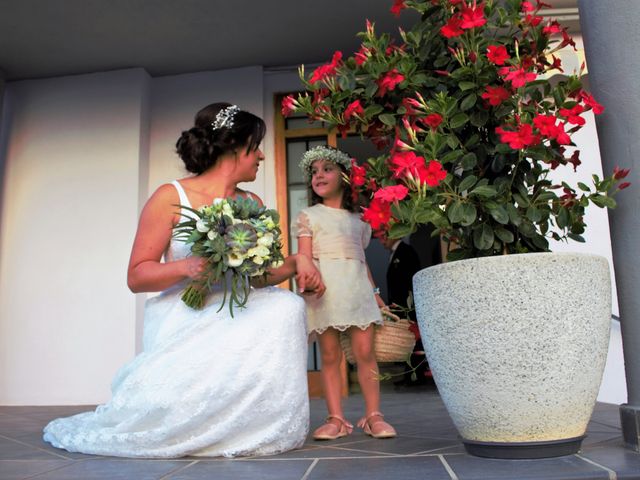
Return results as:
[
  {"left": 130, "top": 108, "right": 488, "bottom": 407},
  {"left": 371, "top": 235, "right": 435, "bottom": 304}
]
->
[
  {"left": 300, "top": 145, "right": 352, "bottom": 180},
  {"left": 211, "top": 105, "right": 240, "bottom": 131}
]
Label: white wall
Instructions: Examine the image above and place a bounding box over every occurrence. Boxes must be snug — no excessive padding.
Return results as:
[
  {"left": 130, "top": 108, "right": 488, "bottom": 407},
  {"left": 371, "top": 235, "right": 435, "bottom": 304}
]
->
[
  {"left": 0, "top": 69, "right": 151, "bottom": 405},
  {"left": 148, "top": 67, "right": 264, "bottom": 197}
]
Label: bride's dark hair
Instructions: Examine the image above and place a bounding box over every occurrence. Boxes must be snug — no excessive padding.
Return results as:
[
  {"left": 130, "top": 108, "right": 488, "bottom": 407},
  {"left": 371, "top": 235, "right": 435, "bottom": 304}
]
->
[{"left": 175, "top": 102, "right": 266, "bottom": 174}]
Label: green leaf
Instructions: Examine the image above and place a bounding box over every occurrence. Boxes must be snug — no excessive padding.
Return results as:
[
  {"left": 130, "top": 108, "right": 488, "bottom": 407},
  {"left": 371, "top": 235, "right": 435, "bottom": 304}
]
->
[
  {"left": 568, "top": 233, "right": 586, "bottom": 242},
  {"left": 449, "top": 113, "right": 469, "bottom": 129},
  {"left": 473, "top": 224, "right": 494, "bottom": 250},
  {"left": 379, "top": 113, "right": 396, "bottom": 126},
  {"left": 460, "top": 203, "right": 477, "bottom": 226},
  {"left": 389, "top": 222, "right": 414, "bottom": 238},
  {"left": 447, "top": 201, "right": 464, "bottom": 223},
  {"left": 470, "top": 109, "right": 489, "bottom": 127},
  {"left": 470, "top": 185, "right": 497, "bottom": 198},
  {"left": 441, "top": 149, "right": 464, "bottom": 163},
  {"left": 526, "top": 206, "right": 542, "bottom": 222},
  {"left": 591, "top": 194, "right": 616, "bottom": 209},
  {"left": 460, "top": 93, "right": 477, "bottom": 111},
  {"left": 557, "top": 207, "right": 570, "bottom": 229},
  {"left": 459, "top": 81, "right": 477, "bottom": 91},
  {"left": 577, "top": 182, "right": 590, "bottom": 192},
  {"left": 457, "top": 175, "right": 477, "bottom": 192},
  {"left": 365, "top": 104, "right": 384, "bottom": 117},
  {"left": 490, "top": 205, "right": 509, "bottom": 224},
  {"left": 460, "top": 152, "right": 477, "bottom": 170},
  {"left": 365, "top": 82, "right": 379, "bottom": 98},
  {"left": 495, "top": 227, "right": 515, "bottom": 243},
  {"left": 531, "top": 234, "right": 549, "bottom": 250}
]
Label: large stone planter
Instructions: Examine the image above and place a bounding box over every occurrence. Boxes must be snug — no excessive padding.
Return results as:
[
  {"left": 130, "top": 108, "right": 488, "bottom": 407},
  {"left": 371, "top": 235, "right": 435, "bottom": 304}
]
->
[{"left": 413, "top": 252, "right": 611, "bottom": 458}]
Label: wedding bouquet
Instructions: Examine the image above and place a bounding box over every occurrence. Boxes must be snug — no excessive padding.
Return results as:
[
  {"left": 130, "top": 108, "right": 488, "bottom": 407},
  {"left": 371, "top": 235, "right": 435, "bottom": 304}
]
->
[{"left": 173, "top": 196, "right": 285, "bottom": 315}]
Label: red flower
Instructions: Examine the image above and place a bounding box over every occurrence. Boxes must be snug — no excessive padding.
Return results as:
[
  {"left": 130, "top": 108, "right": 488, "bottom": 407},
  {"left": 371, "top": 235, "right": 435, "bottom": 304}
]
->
[
  {"left": 613, "top": 166, "right": 631, "bottom": 180},
  {"left": 421, "top": 113, "right": 443, "bottom": 129},
  {"left": 390, "top": 151, "right": 426, "bottom": 179},
  {"left": 568, "top": 150, "right": 581, "bottom": 171},
  {"left": 440, "top": 15, "right": 464, "bottom": 38},
  {"left": 377, "top": 69, "right": 405, "bottom": 97},
  {"left": 362, "top": 198, "right": 392, "bottom": 230},
  {"left": 523, "top": 14, "right": 542, "bottom": 27},
  {"left": 501, "top": 67, "right": 537, "bottom": 88},
  {"left": 481, "top": 85, "right": 510, "bottom": 106},
  {"left": 281, "top": 95, "right": 296, "bottom": 117},
  {"left": 532, "top": 114, "right": 558, "bottom": 137},
  {"left": 495, "top": 124, "right": 540, "bottom": 149},
  {"left": 390, "top": 0, "right": 407, "bottom": 17},
  {"left": 309, "top": 51, "right": 343, "bottom": 84},
  {"left": 532, "top": 115, "right": 571, "bottom": 144},
  {"left": 580, "top": 91, "right": 605, "bottom": 115},
  {"left": 560, "top": 187, "right": 577, "bottom": 207},
  {"left": 521, "top": 1, "right": 535, "bottom": 12},
  {"left": 374, "top": 184, "right": 409, "bottom": 202},
  {"left": 560, "top": 30, "right": 577, "bottom": 50},
  {"left": 351, "top": 161, "right": 367, "bottom": 186},
  {"left": 460, "top": 2, "right": 486, "bottom": 29},
  {"left": 543, "top": 20, "right": 562, "bottom": 36},
  {"left": 559, "top": 104, "right": 586, "bottom": 125},
  {"left": 421, "top": 160, "right": 447, "bottom": 187},
  {"left": 344, "top": 100, "right": 365, "bottom": 121},
  {"left": 486, "top": 45, "right": 510, "bottom": 65},
  {"left": 618, "top": 182, "right": 631, "bottom": 190},
  {"left": 355, "top": 46, "right": 371, "bottom": 66},
  {"left": 408, "top": 321, "right": 421, "bottom": 341},
  {"left": 553, "top": 122, "right": 571, "bottom": 145}
]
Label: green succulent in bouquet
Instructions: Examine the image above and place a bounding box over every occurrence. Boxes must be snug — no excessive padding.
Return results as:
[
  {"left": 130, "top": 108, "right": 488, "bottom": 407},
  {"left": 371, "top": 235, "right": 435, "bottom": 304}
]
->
[
  {"left": 173, "top": 196, "right": 285, "bottom": 315},
  {"left": 283, "top": 0, "right": 630, "bottom": 260}
]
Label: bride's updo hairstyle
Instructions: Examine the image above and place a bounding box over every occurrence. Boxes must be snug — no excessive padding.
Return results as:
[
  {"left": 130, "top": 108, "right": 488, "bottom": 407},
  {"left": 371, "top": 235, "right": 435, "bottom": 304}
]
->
[{"left": 176, "top": 102, "right": 266, "bottom": 175}]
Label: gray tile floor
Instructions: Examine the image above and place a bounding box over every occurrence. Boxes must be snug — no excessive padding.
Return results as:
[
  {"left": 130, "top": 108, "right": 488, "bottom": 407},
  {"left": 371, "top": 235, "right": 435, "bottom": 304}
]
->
[{"left": 1, "top": 384, "right": 639, "bottom": 480}]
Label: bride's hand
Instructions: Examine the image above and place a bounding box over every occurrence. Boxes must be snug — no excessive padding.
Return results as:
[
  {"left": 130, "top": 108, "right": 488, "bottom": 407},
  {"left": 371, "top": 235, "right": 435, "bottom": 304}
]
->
[
  {"left": 295, "top": 255, "right": 325, "bottom": 298},
  {"left": 182, "top": 256, "right": 208, "bottom": 280}
]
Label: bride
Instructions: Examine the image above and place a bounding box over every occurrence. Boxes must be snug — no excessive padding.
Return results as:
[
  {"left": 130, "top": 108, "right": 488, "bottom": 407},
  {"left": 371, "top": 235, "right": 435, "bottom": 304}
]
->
[{"left": 43, "top": 103, "right": 323, "bottom": 458}]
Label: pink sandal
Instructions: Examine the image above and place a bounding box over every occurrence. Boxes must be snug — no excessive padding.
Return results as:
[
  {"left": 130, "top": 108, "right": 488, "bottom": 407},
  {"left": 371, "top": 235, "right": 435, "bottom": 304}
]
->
[
  {"left": 313, "top": 415, "right": 354, "bottom": 440},
  {"left": 357, "top": 411, "right": 397, "bottom": 439}
]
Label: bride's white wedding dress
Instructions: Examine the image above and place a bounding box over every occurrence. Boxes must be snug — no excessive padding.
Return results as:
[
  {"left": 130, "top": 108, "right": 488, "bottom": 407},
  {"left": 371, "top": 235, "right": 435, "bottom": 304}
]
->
[{"left": 43, "top": 181, "right": 310, "bottom": 458}]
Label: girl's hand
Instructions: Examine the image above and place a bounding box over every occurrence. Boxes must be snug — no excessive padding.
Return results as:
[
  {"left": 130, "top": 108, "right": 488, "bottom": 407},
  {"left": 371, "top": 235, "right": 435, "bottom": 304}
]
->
[{"left": 295, "top": 255, "right": 325, "bottom": 297}]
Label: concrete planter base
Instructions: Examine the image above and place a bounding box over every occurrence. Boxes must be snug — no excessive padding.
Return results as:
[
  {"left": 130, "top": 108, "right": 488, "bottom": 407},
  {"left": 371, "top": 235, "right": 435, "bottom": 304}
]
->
[{"left": 413, "top": 252, "right": 611, "bottom": 458}]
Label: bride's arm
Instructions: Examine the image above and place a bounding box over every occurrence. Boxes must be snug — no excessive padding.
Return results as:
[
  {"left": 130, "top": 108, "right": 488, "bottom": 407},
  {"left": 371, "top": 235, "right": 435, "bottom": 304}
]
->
[{"left": 127, "top": 184, "right": 207, "bottom": 293}]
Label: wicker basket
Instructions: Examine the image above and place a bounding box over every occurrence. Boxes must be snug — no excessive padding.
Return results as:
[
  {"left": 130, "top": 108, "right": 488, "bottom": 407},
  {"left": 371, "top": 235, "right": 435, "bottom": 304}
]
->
[{"left": 340, "top": 318, "right": 416, "bottom": 364}]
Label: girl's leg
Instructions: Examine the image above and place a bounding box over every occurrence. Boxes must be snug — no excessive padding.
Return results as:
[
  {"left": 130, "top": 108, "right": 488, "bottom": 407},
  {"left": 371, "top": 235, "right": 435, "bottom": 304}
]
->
[
  {"left": 350, "top": 325, "right": 396, "bottom": 438},
  {"left": 317, "top": 328, "right": 344, "bottom": 417},
  {"left": 349, "top": 325, "right": 380, "bottom": 414},
  {"left": 313, "top": 328, "right": 353, "bottom": 439}
]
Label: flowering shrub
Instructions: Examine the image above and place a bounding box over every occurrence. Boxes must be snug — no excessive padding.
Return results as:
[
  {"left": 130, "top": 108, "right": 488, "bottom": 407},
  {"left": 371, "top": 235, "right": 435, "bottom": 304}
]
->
[
  {"left": 173, "top": 197, "right": 284, "bottom": 314},
  {"left": 284, "top": 0, "right": 630, "bottom": 260}
]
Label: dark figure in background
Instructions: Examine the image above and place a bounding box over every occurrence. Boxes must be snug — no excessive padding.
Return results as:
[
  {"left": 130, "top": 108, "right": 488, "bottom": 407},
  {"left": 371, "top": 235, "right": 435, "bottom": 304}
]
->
[{"left": 381, "top": 235, "right": 430, "bottom": 385}]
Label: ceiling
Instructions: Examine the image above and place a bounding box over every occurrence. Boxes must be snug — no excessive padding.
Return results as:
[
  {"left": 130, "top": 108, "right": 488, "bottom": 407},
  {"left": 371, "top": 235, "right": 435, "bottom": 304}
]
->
[{"left": 0, "top": 0, "right": 579, "bottom": 82}]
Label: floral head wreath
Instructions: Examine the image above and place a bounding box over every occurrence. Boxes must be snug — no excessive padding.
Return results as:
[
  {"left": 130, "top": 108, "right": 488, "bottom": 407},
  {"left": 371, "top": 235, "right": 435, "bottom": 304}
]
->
[
  {"left": 299, "top": 146, "right": 352, "bottom": 180},
  {"left": 211, "top": 105, "right": 240, "bottom": 131}
]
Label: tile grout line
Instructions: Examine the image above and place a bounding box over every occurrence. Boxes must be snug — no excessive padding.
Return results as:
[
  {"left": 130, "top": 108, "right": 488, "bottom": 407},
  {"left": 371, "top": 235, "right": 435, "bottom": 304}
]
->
[
  {"left": 438, "top": 454, "right": 459, "bottom": 480},
  {"left": 0, "top": 433, "right": 72, "bottom": 460},
  {"left": 299, "top": 458, "right": 319, "bottom": 480},
  {"left": 23, "top": 459, "right": 88, "bottom": 480},
  {"left": 575, "top": 454, "right": 617, "bottom": 480},
  {"left": 158, "top": 460, "right": 200, "bottom": 480}
]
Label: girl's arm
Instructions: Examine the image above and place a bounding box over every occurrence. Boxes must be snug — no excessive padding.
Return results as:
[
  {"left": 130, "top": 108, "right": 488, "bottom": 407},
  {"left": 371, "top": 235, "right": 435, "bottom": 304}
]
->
[
  {"left": 366, "top": 263, "right": 386, "bottom": 308},
  {"left": 127, "top": 184, "right": 207, "bottom": 293},
  {"left": 296, "top": 236, "right": 325, "bottom": 296}
]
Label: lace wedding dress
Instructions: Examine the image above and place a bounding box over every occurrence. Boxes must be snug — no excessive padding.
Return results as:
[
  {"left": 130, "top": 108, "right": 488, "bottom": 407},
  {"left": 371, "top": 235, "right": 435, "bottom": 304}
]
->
[{"left": 43, "top": 181, "right": 310, "bottom": 458}]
